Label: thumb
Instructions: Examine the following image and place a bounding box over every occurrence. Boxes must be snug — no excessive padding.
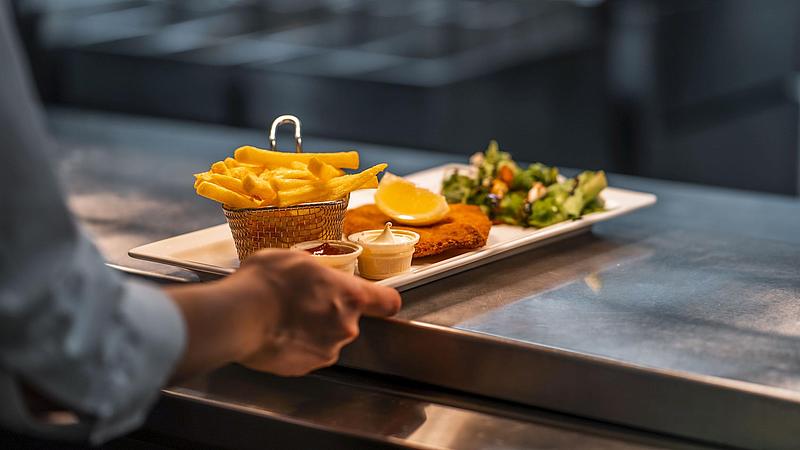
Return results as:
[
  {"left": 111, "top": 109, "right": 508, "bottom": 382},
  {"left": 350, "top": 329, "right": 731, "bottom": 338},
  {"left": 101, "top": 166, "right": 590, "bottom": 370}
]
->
[{"left": 350, "top": 278, "right": 402, "bottom": 317}]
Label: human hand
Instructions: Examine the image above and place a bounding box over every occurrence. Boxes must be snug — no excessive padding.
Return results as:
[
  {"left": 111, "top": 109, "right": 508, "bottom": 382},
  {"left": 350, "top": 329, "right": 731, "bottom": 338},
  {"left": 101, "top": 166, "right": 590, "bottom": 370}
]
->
[
  {"left": 233, "top": 249, "right": 400, "bottom": 375},
  {"left": 166, "top": 249, "right": 401, "bottom": 380}
]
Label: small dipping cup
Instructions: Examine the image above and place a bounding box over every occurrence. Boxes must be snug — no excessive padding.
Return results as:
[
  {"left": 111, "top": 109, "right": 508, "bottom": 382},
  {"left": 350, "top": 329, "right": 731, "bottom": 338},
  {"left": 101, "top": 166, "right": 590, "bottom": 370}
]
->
[
  {"left": 348, "top": 223, "right": 420, "bottom": 280},
  {"left": 291, "top": 240, "right": 363, "bottom": 275}
]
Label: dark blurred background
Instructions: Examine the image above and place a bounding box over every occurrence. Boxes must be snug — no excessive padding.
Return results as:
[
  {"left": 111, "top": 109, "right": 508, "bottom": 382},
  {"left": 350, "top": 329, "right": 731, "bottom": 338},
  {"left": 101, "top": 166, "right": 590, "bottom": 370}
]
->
[{"left": 9, "top": 0, "right": 800, "bottom": 195}]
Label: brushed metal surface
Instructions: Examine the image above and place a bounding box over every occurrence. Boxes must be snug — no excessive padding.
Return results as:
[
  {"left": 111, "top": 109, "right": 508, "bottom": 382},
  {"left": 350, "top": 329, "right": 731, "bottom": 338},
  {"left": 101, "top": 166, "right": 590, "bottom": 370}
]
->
[
  {"left": 340, "top": 211, "right": 800, "bottom": 448},
  {"left": 338, "top": 194, "right": 800, "bottom": 447},
  {"left": 161, "top": 365, "right": 689, "bottom": 450},
  {"left": 398, "top": 227, "right": 800, "bottom": 389}
]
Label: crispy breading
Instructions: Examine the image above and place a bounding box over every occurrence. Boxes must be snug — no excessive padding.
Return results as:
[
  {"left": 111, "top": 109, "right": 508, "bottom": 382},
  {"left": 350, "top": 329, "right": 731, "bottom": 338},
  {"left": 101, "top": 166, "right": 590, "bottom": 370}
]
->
[{"left": 344, "top": 204, "right": 491, "bottom": 258}]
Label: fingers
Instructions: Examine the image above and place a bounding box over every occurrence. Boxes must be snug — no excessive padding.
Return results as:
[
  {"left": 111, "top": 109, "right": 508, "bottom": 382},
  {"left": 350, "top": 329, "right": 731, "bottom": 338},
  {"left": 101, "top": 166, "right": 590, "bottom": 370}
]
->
[
  {"left": 362, "top": 285, "right": 402, "bottom": 317},
  {"left": 277, "top": 250, "right": 402, "bottom": 317},
  {"left": 343, "top": 276, "right": 402, "bottom": 317},
  {"left": 242, "top": 348, "right": 337, "bottom": 377},
  {"left": 233, "top": 250, "right": 400, "bottom": 378}
]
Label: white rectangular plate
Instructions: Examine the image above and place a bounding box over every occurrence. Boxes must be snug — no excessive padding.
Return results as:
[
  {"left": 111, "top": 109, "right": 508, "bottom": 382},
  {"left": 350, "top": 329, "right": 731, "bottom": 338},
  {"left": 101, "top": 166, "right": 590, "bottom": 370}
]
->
[{"left": 130, "top": 164, "right": 656, "bottom": 290}]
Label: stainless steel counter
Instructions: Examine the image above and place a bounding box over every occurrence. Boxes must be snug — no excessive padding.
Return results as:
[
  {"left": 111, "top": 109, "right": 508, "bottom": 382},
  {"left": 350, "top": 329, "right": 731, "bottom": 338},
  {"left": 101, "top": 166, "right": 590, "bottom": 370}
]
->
[
  {"left": 50, "top": 108, "right": 800, "bottom": 449},
  {"left": 342, "top": 226, "right": 800, "bottom": 448},
  {"left": 155, "top": 365, "right": 687, "bottom": 450}
]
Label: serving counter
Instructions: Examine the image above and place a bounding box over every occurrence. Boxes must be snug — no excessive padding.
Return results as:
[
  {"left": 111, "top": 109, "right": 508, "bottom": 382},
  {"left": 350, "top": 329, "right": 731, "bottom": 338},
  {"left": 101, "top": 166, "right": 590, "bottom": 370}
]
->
[{"left": 52, "top": 108, "right": 800, "bottom": 449}]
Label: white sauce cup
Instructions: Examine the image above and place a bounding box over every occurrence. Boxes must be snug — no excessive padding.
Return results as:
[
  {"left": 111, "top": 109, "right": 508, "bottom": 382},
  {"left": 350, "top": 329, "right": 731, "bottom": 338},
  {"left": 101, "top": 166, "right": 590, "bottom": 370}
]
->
[{"left": 348, "top": 229, "right": 420, "bottom": 280}]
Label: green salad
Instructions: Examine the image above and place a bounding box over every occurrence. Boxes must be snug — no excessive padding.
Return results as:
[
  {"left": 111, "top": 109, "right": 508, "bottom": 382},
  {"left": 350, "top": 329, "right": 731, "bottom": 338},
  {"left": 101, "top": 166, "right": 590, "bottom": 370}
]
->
[{"left": 442, "top": 141, "right": 607, "bottom": 228}]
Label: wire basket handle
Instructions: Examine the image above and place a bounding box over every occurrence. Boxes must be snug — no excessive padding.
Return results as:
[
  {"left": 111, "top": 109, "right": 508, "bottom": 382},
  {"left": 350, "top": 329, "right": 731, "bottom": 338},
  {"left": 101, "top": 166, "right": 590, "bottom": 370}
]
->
[{"left": 269, "top": 115, "right": 303, "bottom": 153}]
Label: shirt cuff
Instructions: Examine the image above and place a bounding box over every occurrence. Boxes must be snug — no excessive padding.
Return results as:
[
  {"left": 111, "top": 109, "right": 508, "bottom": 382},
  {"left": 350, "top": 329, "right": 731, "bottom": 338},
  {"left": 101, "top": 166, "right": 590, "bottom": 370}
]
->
[
  {"left": 0, "top": 279, "right": 186, "bottom": 444},
  {"left": 89, "top": 279, "right": 186, "bottom": 443}
]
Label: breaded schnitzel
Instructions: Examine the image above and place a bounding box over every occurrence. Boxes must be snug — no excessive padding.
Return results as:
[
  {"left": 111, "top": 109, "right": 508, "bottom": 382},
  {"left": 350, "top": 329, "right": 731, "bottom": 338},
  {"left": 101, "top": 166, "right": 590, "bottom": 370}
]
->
[{"left": 344, "top": 204, "right": 491, "bottom": 258}]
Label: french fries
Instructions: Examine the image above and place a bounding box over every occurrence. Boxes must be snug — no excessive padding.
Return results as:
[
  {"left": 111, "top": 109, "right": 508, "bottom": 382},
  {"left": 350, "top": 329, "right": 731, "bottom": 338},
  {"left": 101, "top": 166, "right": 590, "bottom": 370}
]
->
[
  {"left": 234, "top": 146, "right": 359, "bottom": 170},
  {"left": 268, "top": 177, "right": 316, "bottom": 191},
  {"left": 276, "top": 163, "right": 387, "bottom": 207},
  {"left": 211, "top": 161, "right": 230, "bottom": 175},
  {"left": 360, "top": 176, "right": 379, "bottom": 189},
  {"left": 308, "top": 157, "right": 342, "bottom": 181},
  {"left": 194, "top": 173, "right": 246, "bottom": 194},
  {"left": 196, "top": 182, "right": 261, "bottom": 209},
  {"left": 242, "top": 173, "right": 277, "bottom": 203},
  {"left": 267, "top": 167, "right": 315, "bottom": 180},
  {"left": 194, "top": 146, "right": 386, "bottom": 209}
]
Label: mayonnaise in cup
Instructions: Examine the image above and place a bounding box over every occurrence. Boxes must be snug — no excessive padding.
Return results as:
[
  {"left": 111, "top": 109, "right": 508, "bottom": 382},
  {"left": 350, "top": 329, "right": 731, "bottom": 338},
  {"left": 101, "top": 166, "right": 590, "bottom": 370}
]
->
[{"left": 348, "top": 222, "right": 420, "bottom": 280}]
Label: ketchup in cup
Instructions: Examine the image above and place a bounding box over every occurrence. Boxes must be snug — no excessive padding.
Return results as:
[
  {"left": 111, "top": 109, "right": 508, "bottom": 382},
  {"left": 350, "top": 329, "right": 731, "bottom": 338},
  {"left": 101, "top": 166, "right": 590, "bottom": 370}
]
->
[
  {"left": 304, "top": 242, "right": 354, "bottom": 256},
  {"left": 290, "top": 240, "right": 363, "bottom": 274}
]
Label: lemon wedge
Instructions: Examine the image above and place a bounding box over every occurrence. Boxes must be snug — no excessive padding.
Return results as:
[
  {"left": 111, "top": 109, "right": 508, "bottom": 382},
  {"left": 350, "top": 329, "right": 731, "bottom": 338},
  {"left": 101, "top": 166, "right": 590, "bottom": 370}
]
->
[{"left": 375, "top": 173, "right": 450, "bottom": 225}]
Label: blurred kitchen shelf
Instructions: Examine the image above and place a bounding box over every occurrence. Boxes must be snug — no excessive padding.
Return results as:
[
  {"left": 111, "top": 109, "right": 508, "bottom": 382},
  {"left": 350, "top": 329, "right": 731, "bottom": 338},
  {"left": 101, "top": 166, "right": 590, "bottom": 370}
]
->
[
  {"left": 36, "top": 0, "right": 598, "bottom": 86},
  {"left": 15, "top": 0, "right": 800, "bottom": 194},
  {"left": 27, "top": 0, "right": 611, "bottom": 169}
]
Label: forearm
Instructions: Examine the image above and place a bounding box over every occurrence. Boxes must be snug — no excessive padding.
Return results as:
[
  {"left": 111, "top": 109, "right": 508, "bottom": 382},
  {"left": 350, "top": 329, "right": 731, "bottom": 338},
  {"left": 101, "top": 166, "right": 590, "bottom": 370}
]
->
[{"left": 163, "top": 272, "right": 278, "bottom": 383}]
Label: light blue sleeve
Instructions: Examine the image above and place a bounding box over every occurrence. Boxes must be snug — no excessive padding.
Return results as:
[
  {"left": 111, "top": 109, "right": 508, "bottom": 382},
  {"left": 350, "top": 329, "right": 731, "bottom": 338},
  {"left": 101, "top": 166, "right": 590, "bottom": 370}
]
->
[{"left": 0, "top": 1, "right": 186, "bottom": 444}]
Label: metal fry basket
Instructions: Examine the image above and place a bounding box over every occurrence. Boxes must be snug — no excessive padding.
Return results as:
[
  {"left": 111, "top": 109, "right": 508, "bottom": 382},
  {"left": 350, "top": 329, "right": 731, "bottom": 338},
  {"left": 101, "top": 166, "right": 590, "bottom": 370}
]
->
[{"left": 223, "top": 115, "right": 348, "bottom": 260}]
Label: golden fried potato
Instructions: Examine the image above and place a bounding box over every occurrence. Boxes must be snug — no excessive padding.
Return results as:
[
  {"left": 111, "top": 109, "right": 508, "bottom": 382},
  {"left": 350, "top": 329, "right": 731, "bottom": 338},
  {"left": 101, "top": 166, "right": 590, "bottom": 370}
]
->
[
  {"left": 275, "top": 163, "right": 387, "bottom": 207},
  {"left": 276, "top": 186, "right": 331, "bottom": 207},
  {"left": 197, "top": 147, "right": 384, "bottom": 209},
  {"left": 359, "top": 175, "right": 379, "bottom": 189},
  {"left": 194, "top": 173, "right": 247, "bottom": 195},
  {"left": 242, "top": 173, "right": 277, "bottom": 204},
  {"left": 269, "top": 177, "right": 318, "bottom": 191},
  {"left": 326, "top": 163, "right": 387, "bottom": 196},
  {"left": 234, "top": 146, "right": 359, "bottom": 169},
  {"left": 223, "top": 156, "right": 262, "bottom": 171},
  {"left": 307, "top": 157, "right": 341, "bottom": 182},
  {"left": 211, "top": 161, "right": 230, "bottom": 175},
  {"left": 267, "top": 167, "right": 315, "bottom": 180},
  {"left": 230, "top": 166, "right": 258, "bottom": 180},
  {"left": 196, "top": 181, "right": 260, "bottom": 209}
]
